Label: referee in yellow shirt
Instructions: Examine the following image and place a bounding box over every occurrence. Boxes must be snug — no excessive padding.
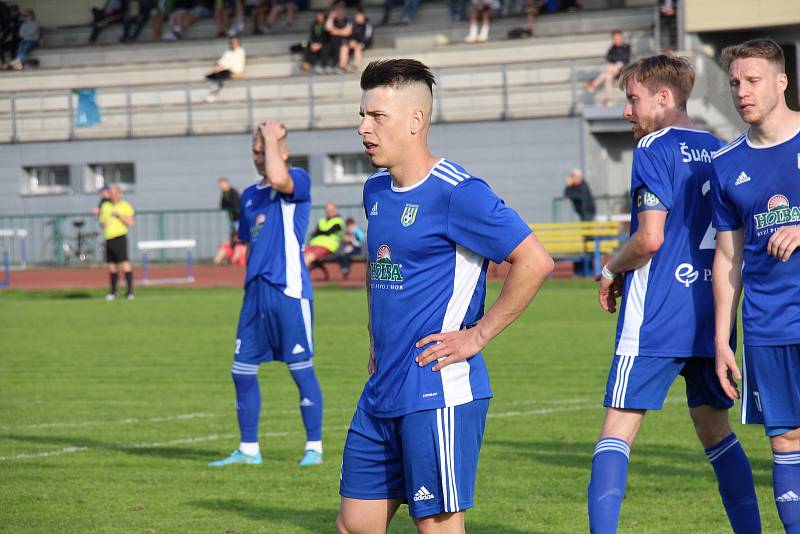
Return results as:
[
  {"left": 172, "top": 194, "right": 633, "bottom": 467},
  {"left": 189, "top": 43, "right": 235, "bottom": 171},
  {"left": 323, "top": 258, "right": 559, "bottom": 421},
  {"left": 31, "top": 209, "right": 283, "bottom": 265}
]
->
[{"left": 98, "top": 185, "right": 136, "bottom": 300}]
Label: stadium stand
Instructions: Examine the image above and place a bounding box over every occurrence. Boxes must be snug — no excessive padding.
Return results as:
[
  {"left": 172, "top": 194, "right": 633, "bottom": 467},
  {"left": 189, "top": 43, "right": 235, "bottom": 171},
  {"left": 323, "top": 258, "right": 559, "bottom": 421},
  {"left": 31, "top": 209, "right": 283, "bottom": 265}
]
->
[{"left": 0, "top": 5, "right": 656, "bottom": 142}]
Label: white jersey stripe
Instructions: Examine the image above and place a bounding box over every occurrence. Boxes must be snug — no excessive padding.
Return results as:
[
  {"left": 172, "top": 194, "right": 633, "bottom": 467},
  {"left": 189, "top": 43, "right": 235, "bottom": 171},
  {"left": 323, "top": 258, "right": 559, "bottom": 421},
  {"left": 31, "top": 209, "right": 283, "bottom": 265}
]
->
[
  {"left": 436, "top": 165, "right": 465, "bottom": 183},
  {"left": 436, "top": 409, "right": 449, "bottom": 512},
  {"left": 644, "top": 127, "right": 672, "bottom": 148},
  {"left": 430, "top": 169, "right": 459, "bottom": 187},
  {"left": 440, "top": 160, "right": 470, "bottom": 180},
  {"left": 616, "top": 259, "right": 652, "bottom": 356},
  {"left": 280, "top": 199, "right": 302, "bottom": 298},
  {"left": 712, "top": 134, "right": 747, "bottom": 159},
  {"left": 439, "top": 245, "right": 482, "bottom": 406}
]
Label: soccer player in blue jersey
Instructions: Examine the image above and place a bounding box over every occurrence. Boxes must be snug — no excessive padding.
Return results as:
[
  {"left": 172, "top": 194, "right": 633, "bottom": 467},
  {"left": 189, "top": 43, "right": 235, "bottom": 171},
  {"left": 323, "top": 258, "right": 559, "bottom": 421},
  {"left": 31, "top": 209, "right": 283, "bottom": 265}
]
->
[
  {"left": 590, "top": 55, "right": 760, "bottom": 533},
  {"left": 336, "top": 59, "right": 554, "bottom": 533},
  {"left": 208, "top": 120, "right": 324, "bottom": 467},
  {"left": 711, "top": 38, "right": 800, "bottom": 533}
]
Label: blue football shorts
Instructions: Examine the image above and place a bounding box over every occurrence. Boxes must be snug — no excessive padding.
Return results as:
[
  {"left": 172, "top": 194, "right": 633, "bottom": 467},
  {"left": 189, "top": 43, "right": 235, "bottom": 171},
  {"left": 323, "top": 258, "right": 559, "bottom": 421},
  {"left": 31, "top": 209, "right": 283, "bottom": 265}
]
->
[
  {"left": 234, "top": 278, "right": 313, "bottom": 365},
  {"left": 340, "top": 398, "right": 490, "bottom": 519},
  {"left": 742, "top": 344, "right": 800, "bottom": 436},
  {"left": 603, "top": 354, "right": 733, "bottom": 411}
]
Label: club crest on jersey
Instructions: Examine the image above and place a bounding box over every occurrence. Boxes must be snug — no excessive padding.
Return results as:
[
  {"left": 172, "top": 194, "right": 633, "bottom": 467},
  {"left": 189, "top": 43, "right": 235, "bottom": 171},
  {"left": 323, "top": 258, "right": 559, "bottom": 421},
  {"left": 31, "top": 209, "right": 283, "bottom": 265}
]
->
[
  {"left": 754, "top": 194, "right": 800, "bottom": 230},
  {"left": 401, "top": 204, "right": 419, "bottom": 227},
  {"left": 251, "top": 213, "right": 266, "bottom": 239},
  {"left": 370, "top": 244, "right": 403, "bottom": 282}
]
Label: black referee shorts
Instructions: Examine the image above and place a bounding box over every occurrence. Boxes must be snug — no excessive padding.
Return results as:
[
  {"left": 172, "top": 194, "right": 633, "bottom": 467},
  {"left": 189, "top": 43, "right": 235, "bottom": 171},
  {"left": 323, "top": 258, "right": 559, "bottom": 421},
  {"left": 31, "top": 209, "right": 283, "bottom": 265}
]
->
[{"left": 105, "top": 235, "right": 129, "bottom": 263}]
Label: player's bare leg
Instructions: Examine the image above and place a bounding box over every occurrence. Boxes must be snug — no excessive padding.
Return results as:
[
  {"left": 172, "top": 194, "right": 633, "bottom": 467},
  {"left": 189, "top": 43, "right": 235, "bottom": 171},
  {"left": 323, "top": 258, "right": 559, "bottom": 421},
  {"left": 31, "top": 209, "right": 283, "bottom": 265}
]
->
[
  {"left": 414, "top": 511, "right": 465, "bottom": 534},
  {"left": 337, "top": 497, "right": 401, "bottom": 534},
  {"left": 599, "top": 407, "right": 645, "bottom": 444},
  {"left": 688, "top": 405, "right": 731, "bottom": 448}
]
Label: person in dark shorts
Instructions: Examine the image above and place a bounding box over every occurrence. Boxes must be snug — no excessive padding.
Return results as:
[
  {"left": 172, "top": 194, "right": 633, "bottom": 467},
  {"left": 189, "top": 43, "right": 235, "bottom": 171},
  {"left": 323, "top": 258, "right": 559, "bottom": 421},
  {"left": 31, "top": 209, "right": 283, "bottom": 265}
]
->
[{"left": 99, "top": 186, "right": 136, "bottom": 300}]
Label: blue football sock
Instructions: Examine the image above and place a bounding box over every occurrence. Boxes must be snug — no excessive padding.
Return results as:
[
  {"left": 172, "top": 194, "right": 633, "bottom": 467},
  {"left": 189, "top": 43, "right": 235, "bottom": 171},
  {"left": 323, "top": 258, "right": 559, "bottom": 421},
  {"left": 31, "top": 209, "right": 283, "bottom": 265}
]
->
[
  {"left": 705, "top": 433, "right": 760, "bottom": 533},
  {"left": 774, "top": 451, "right": 800, "bottom": 533},
  {"left": 288, "top": 359, "right": 323, "bottom": 442},
  {"left": 588, "top": 437, "right": 630, "bottom": 534},
  {"left": 231, "top": 364, "right": 261, "bottom": 443}
]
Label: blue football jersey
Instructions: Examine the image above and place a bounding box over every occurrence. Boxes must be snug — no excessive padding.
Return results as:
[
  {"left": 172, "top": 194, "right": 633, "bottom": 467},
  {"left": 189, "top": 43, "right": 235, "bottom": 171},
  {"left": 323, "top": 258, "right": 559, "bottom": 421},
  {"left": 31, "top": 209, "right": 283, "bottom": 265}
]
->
[
  {"left": 238, "top": 168, "right": 313, "bottom": 299},
  {"left": 710, "top": 128, "right": 800, "bottom": 346},
  {"left": 360, "top": 159, "right": 532, "bottom": 418},
  {"left": 615, "top": 127, "right": 724, "bottom": 358}
]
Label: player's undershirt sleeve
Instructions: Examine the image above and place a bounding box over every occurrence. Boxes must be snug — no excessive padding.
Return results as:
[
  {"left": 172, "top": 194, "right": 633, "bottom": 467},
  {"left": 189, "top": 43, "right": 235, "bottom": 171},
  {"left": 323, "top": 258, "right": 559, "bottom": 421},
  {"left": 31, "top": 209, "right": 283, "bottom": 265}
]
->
[
  {"left": 631, "top": 145, "right": 673, "bottom": 210},
  {"left": 709, "top": 163, "right": 742, "bottom": 231},
  {"left": 446, "top": 179, "right": 532, "bottom": 263},
  {"left": 284, "top": 168, "right": 311, "bottom": 203}
]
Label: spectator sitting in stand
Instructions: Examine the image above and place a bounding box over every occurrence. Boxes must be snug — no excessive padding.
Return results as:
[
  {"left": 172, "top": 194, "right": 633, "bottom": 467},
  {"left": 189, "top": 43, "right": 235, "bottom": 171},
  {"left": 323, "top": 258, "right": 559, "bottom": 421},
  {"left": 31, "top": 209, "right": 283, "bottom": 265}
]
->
[
  {"left": 204, "top": 35, "right": 246, "bottom": 102},
  {"left": 586, "top": 29, "right": 631, "bottom": 106},
  {"left": 266, "top": 0, "right": 299, "bottom": 29},
  {"left": 215, "top": 0, "right": 242, "bottom": 37},
  {"left": 465, "top": 0, "right": 497, "bottom": 43},
  {"left": 89, "top": 0, "right": 128, "bottom": 43},
  {"left": 342, "top": 6, "right": 371, "bottom": 71},
  {"left": 0, "top": 3, "right": 20, "bottom": 69},
  {"left": 9, "top": 8, "right": 37, "bottom": 70},
  {"left": 163, "top": 0, "right": 212, "bottom": 39},
  {"left": 380, "top": 0, "right": 419, "bottom": 25},
  {"left": 325, "top": 2, "right": 352, "bottom": 73},
  {"left": 304, "top": 201, "right": 344, "bottom": 270},
  {"left": 214, "top": 232, "right": 247, "bottom": 266},
  {"left": 120, "top": 0, "right": 156, "bottom": 42},
  {"left": 337, "top": 217, "right": 365, "bottom": 279},
  {"left": 301, "top": 9, "right": 330, "bottom": 72},
  {"left": 232, "top": 0, "right": 268, "bottom": 35}
]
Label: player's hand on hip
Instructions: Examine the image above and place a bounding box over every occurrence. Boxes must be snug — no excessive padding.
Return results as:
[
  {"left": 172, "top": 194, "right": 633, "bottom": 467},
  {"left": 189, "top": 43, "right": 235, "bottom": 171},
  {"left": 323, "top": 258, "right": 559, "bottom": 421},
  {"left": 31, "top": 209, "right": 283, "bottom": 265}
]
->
[
  {"left": 597, "top": 275, "right": 622, "bottom": 313},
  {"left": 767, "top": 225, "right": 800, "bottom": 262},
  {"left": 415, "top": 329, "right": 485, "bottom": 372},
  {"left": 715, "top": 344, "right": 741, "bottom": 400},
  {"left": 259, "top": 120, "right": 286, "bottom": 142}
]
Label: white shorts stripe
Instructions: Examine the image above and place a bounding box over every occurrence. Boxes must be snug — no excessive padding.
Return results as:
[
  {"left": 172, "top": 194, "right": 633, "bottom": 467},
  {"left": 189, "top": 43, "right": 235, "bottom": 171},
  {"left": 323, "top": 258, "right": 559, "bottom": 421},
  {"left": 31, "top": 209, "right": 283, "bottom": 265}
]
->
[
  {"left": 449, "top": 406, "right": 459, "bottom": 512},
  {"left": 618, "top": 355, "right": 635, "bottom": 408},
  {"left": 436, "top": 409, "right": 449, "bottom": 512},
  {"left": 741, "top": 346, "right": 748, "bottom": 424},
  {"left": 301, "top": 298, "right": 313, "bottom": 353}
]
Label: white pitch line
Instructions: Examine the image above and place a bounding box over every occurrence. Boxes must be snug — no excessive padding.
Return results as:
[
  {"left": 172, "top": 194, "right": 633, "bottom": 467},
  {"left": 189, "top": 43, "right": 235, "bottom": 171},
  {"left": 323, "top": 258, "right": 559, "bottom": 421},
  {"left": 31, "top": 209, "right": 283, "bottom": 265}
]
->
[
  {"left": 0, "top": 446, "right": 90, "bottom": 461},
  {"left": 0, "top": 412, "right": 218, "bottom": 431}
]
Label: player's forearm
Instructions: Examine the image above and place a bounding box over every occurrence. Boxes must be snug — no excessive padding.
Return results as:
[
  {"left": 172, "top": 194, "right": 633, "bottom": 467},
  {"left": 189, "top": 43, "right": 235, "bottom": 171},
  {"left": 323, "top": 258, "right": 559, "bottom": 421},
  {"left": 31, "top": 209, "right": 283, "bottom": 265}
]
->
[
  {"left": 264, "top": 137, "right": 293, "bottom": 194},
  {"left": 474, "top": 236, "right": 553, "bottom": 346},
  {"left": 712, "top": 250, "right": 742, "bottom": 349},
  {"left": 606, "top": 231, "right": 660, "bottom": 274}
]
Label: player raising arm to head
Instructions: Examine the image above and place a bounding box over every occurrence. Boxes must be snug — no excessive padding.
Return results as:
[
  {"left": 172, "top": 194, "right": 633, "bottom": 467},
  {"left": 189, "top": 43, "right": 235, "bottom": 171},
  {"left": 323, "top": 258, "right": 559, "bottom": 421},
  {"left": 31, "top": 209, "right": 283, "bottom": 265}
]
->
[{"left": 711, "top": 38, "right": 800, "bottom": 533}]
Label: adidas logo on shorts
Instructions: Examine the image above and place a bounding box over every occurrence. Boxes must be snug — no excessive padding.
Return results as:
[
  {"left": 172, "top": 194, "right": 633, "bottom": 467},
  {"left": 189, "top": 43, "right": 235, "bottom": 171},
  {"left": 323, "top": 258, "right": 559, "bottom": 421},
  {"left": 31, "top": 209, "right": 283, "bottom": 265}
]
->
[
  {"left": 777, "top": 491, "right": 800, "bottom": 502},
  {"left": 413, "top": 486, "right": 435, "bottom": 502}
]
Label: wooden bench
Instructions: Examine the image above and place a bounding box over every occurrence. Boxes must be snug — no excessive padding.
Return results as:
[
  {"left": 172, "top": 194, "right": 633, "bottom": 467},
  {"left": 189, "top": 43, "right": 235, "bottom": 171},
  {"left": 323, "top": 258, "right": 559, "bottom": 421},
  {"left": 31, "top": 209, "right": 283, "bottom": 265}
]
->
[{"left": 530, "top": 221, "right": 624, "bottom": 276}]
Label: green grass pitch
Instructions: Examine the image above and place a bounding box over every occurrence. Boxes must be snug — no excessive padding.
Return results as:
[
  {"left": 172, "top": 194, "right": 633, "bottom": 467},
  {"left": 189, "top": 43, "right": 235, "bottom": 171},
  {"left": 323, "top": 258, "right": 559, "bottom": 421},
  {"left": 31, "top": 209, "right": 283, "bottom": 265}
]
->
[{"left": 0, "top": 280, "right": 782, "bottom": 532}]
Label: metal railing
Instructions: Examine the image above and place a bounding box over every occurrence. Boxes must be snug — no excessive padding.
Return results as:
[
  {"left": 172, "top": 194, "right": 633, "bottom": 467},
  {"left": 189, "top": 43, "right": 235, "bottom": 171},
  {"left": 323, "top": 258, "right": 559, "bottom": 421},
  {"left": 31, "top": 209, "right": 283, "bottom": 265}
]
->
[
  {"left": 0, "top": 56, "right": 618, "bottom": 144},
  {"left": 0, "top": 203, "right": 365, "bottom": 266},
  {"left": 551, "top": 194, "right": 631, "bottom": 222}
]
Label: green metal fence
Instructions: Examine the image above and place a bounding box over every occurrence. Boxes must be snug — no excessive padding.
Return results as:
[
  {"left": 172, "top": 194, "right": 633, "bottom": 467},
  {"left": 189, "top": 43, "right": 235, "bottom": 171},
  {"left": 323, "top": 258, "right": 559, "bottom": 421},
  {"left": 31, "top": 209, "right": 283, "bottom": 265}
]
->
[{"left": 0, "top": 204, "right": 364, "bottom": 266}]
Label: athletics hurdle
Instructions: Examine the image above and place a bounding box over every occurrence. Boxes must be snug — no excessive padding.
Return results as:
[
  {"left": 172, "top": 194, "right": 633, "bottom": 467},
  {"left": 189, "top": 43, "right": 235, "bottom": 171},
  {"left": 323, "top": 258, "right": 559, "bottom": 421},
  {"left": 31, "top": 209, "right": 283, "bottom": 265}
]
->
[
  {"left": 0, "top": 250, "right": 9, "bottom": 288},
  {"left": 0, "top": 229, "right": 28, "bottom": 269},
  {"left": 137, "top": 239, "right": 196, "bottom": 285}
]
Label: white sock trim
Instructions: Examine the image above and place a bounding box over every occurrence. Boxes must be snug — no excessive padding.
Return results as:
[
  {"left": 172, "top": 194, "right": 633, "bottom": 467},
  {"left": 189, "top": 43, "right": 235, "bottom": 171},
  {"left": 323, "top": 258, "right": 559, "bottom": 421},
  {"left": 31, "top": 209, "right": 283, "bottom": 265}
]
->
[
  {"left": 305, "top": 440, "right": 322, "bottom": 454},
  {"left": 239, "top": 442, "right": 260, "bottom": 456}
]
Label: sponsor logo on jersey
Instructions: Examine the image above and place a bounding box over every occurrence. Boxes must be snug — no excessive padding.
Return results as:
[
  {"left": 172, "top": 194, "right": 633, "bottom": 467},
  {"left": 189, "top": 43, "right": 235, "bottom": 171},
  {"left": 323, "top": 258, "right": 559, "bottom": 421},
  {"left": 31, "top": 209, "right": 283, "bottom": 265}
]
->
[
  {"left": 679, "top": 142, "right": 713, "bottom": 163},
  {"left": 413, "top": 486, "right": 435, "bottom": 501},
  {"left": 674, "top": 263, "right": 700, "bottom": 287},
  {"left": 401, "top": 203, "right": 419, "bottom": 227},
  {"left": 734, "top": 171, "right": 752, "bottom": 186},
  {"left": 754, "top": 194, "right": 800, "bottom": 230},
  {"left": 251, "top": 213, "right": 267, "bottom": 239},
  {"left": 370, "top": 244, "right": 403, "bottom": 282},
  {"left": 370, "top": 202, "right": 379, "bottom": 216}
]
